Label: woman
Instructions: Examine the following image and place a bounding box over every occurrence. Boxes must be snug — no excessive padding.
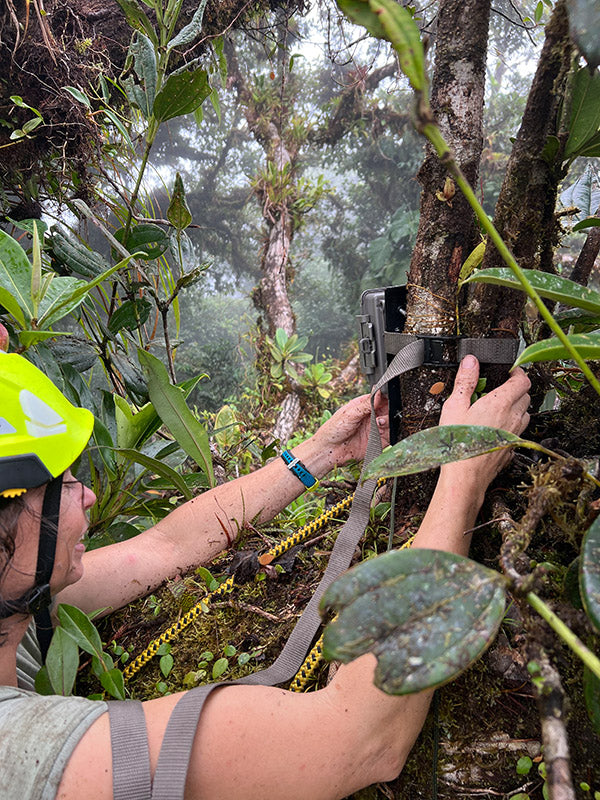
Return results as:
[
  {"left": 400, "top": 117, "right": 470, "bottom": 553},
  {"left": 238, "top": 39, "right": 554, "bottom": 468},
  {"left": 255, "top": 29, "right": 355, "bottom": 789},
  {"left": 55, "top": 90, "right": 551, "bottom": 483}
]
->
[{"left": 0, "top": 350, "right": 530, "bottom": 800}]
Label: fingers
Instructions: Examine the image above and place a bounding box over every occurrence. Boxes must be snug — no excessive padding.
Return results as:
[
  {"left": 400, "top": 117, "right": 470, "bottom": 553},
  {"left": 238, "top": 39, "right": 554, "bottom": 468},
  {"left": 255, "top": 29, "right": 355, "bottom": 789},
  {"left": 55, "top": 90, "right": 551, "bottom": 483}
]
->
[{"left": 440, "top": 355, "right": 480, "bottom": 422}]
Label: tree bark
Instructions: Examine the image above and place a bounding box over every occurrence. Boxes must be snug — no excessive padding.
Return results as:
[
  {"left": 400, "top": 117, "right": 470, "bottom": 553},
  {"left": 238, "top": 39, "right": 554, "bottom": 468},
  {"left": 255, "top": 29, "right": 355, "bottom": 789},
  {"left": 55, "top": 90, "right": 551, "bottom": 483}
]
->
[{"left": 400, "top": 0, "right": 492, "bottom": 435}]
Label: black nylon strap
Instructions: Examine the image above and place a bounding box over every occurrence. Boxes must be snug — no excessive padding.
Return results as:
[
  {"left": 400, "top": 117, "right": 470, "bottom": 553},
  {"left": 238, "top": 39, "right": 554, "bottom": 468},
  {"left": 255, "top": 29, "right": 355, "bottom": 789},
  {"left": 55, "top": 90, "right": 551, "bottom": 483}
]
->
[
  {"left": 108, "top": 701, "right": 152, "bottom": 800},
  {"left": 383, "top": 332, "right": 518, "bottom": 365},
  {"left": 34, "top": 475, "right": 63, "bottom": 662}
]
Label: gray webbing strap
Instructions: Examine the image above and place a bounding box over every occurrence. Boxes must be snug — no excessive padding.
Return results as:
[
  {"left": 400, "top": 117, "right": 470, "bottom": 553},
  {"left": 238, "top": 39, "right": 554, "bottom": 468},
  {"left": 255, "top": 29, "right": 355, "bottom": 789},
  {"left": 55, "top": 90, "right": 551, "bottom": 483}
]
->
[
  {"left": 147, "top": 340, "right": 425, "bottom": 799},
  {"left": 384, "top": 332, "right": 518, "bottom": 364},
  {"left": 108, "top": 700, "right": 151, "bottom": 800}
]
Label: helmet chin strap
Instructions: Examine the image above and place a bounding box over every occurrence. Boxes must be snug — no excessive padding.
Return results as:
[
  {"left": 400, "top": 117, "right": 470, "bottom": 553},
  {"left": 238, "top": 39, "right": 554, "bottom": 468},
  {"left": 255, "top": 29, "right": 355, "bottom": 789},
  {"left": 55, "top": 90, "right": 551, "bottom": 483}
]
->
[
  {"left": 33, "top": 475, "right": 63, "bottom": 660},
  {"left": 0, "top": 475, "right": 63, "bottom": 662}
]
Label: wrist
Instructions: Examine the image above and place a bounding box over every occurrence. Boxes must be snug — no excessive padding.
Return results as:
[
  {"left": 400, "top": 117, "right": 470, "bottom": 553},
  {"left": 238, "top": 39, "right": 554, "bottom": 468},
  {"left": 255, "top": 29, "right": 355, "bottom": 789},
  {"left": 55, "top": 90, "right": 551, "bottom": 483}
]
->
[{"left": 290, "top": 436, "right": 337, "bottom": 480}]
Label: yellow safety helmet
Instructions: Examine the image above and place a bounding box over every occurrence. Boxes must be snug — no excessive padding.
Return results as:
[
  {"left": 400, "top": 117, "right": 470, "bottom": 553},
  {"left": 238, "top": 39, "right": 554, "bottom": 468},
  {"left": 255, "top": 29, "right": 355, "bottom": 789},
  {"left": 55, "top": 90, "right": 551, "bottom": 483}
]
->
[{"left": 0, "top": 352, "right": 94, "bottom": 498}]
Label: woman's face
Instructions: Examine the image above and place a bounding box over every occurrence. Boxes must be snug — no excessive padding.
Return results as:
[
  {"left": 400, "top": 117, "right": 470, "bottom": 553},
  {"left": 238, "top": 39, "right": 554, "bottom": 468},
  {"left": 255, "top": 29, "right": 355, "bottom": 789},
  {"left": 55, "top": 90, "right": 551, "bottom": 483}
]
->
[{"left": 3, "top": 471, "right": 96, "bottom": 604}]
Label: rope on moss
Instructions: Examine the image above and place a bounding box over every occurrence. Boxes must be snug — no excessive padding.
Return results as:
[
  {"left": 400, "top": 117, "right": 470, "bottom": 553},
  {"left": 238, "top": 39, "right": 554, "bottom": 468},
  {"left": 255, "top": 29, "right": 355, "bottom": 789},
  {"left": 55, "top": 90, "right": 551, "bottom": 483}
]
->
[{"left": 122, "top": 485, "right": 381, "bottom": 682}]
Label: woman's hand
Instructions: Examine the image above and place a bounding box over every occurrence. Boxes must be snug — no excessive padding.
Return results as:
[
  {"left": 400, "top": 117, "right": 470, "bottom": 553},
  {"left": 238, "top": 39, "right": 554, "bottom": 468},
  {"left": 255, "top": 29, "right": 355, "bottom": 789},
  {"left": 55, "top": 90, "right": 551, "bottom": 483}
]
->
[
  {"left": 311, "top": 391, "right": 389, "bottom": 466},
  {"left": 439, "top": 354, "right": 531, "bottom": 494}
]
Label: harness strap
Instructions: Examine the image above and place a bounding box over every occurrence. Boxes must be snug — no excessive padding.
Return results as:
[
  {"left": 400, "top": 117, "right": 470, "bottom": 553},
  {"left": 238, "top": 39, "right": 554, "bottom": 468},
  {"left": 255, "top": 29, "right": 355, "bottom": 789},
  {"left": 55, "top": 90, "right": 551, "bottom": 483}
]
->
[{"left": 108, "top": 700, "right": 152, "bottom": 800}]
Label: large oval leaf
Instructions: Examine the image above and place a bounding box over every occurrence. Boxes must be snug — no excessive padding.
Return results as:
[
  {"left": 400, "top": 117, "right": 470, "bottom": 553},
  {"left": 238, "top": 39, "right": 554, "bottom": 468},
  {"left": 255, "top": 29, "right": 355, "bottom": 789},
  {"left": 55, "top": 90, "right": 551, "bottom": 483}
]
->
[
  {"left": 114, "top": 223, "right": 168, "bottom": 260},
  {"left": 565, "top": 67, "right": 600, "bottom": 158},
  {"left": 321, "top": 549, "right": 506, "bottom": 694},
  {"left": 580, "top": 514, "right": 600, "bottom": 633},
  {"left": 363, "top": 425, "right": 522, "bottom": 480},
  {"left": 167, "top": 0, "right": 208, "bottom": 50},
  {"left": 153, "top": 66, "right": 210, "bottom": 122},
  {"left": 465, "top": 268, "right": 600, "bottom": 316},
  {"left": 57, "top": 604, "right": 105, "bottom": 659},
  {"left": 514, "top": 332, "right": 600, "bottom": 367}
]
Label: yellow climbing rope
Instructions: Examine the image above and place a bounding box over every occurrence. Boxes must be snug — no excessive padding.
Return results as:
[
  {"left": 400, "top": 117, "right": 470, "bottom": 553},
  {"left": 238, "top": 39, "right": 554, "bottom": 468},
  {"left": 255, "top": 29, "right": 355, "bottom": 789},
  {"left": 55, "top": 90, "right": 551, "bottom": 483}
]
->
[{"left": 123, "top": 487, "right": 365, "bottom": 682}]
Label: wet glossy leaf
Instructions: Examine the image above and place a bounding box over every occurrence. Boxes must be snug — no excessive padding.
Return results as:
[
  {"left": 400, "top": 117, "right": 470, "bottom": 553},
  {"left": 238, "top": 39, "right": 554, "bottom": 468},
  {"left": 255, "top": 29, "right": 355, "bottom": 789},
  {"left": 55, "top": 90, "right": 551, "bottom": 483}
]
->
[
  {"left": 567, "top": 0, "right": 600, "bottom": 70},
  {"left": 560, "top": 164, "right": 600, "bottom": 216},
  {"left": 363, "top": 425, "right": 522, "bottom": 480},
  {"left": 138, "top": 348, "right": 215, "bottom": 486},
  {"left": 321, "top": 549, "right": 506, "bottom": 694},
  {"left": 114, "top": 223, "right": 168, "bottom": 260},
  {"left": 108, "top": 298, "right": 152, "bottom": 333},
  {"left": 167, "top": 172, "right": 193, "bottom": 230},
  {"left": 584, "top": 666, "right": 600, "bottom": 734},
  {"left": 465, "top": 268, "right": 600, "bottom": 315},
  {"left": 212, "top": 657, "right": 229, "bottom": 680},
  {"left": 580, "top": 514, "right": 600, "bottom": 633},
  {"left": 153, "top": 66, "right": 210, "bottom": 122},
  {"left": 514, "top": 332, "right": 600, "bottom": 367},
  {"left": 117, "top": 447, "right": 193, "bottom": 500},
  {"left": 565, "top": 67, "right": 600, "bottom": 158}
]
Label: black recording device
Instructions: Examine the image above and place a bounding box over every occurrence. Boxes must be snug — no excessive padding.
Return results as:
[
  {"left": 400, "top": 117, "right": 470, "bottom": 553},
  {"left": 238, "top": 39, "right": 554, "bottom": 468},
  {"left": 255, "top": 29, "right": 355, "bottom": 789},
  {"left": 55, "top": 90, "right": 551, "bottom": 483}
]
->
[
  {"left": 357, "top": 285, "right": 519, "bottom": 446},
  {"left": 358, "top": 286, "right": 407, "bottom": 445}
]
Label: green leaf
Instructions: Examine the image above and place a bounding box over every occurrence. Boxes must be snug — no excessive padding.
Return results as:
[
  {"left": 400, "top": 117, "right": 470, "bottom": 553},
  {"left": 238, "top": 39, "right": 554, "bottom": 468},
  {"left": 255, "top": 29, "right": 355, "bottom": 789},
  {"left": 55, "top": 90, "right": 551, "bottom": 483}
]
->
[
  {"left": 363, "top": 425, "right": 523, "bottom": 480},
  {"left": 514, "top": 332, "right": 600, "bottom": 367},
  {"left": 580, "top": 514, "right": 600, "bottom": 633},
  {"left": 114, "top": 0, "right": 158, "bottom": 47},
  {"left": 167, "top": 0, "right": 209, "bottom": 50},
  {"left": 57, "top": 604, "right": 105, "bottom": 660},
  {"left": 567, "top": 0, "right": 600, "bottom": 70},
  {"left": 0, "top": 286, "right": 27, "bottom": 327},
  {"left": 517, "top": 756, "right": 533, "bottom": 775},
  {"left": 117, "top": 447, "right": 194, "bottom": 500},
  {"left": 45, "top": 626, "right": 80, "bottom": 696},
  {"left": 108, "top": 298, "right": 152, "bottom": 333},
  {"left": 19, "top": 330, "right": 69, "bottom": 348},
  {"left": 137, "top": 348, "right": 215, "bottom": 486},
  {"left": 584, "top": 666, "right": 600, "bottom": 735},
  {"left": 36, "top": 275, "right": 88, "bottom": 325},
  {"left": 64, "top": 86, "right": 91, "bottom": 108},
  {"left": 0, "top": 229, "right": 33, "bottom": 321},
  {"left": 34, "top": 665, "right": 53, "bottom": 695},
  {"left": 212, "top": 657, "right": 229, "bottom": 680},
  {"left": 153, "top": 66, "right": 210, "bottom": 122},
  {"left": 114, "top": 223, "right": 169, "bottom": 260},
  {"left": 321, "top": 549, "right": 506, "bottom": 694},
  {"left": 565, "top": 68, "right": 600, "bottom": 160},
  {"left": 336, "top": 0, "right": 387, "bottom": 39},
  {"left": 123, "top": 33, "right": 157, "bottom": 118},
  {"left": 465, "top": 268, "right": 600, "bottom": 315},
  {"left": 369, "top": 0, "right": 426, "bottom": 93},
  {"left": 573, "top": 217, "right": 600, "bottom": 232},
  {"left": 167, "top": 172, "right": 193, "bottom": 230},
  {"left": 160, "top": 653, "right": 174, "bottom": 678},
  {"left": 458, "top": 241, "right": 486, "bottom": 286},
  {"left": 214, "top": 404, "right": 241, "bottom": 450},
  {"left": 38, "top": 254, "right": 139, "bottom": 329},
  {"left": 560, "top": 164, "right": 600, "bottom": 217},
  {"left": 103, "top": 108, "right": 136, "bottom": 152},
  {"left": 99, "top": 668, "right": 126, "bottom": 700}
]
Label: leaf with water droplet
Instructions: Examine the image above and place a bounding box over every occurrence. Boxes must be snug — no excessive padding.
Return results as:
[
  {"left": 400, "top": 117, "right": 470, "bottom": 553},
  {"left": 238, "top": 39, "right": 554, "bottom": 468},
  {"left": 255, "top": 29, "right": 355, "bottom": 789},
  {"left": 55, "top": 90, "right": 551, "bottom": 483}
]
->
[{"left": 321, "top": 549, "right": 506, "bottom": 694}]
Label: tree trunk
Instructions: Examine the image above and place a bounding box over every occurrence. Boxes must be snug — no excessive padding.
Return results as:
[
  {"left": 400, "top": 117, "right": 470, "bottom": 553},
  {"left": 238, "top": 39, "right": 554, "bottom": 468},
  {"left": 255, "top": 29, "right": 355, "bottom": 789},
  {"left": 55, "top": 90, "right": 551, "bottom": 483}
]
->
[
  {"left": 400, "top": 0, "right": 492, "bottom": 435},
  {"left": 463, "top": 0, "right": 573, "bottom": 342}
]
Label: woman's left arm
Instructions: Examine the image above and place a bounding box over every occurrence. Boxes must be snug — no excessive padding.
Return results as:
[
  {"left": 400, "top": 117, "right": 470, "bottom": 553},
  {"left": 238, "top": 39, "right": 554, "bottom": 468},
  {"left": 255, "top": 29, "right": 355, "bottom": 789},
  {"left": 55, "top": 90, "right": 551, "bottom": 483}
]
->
[{"left": 57, "top": 393, "right": 388, "bottom": 615}]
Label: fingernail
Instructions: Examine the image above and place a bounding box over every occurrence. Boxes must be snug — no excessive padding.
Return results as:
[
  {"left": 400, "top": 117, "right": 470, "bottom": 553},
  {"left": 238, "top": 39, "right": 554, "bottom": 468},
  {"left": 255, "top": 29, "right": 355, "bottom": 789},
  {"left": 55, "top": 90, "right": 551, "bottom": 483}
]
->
[{"left": 462, "top": 355, "right": 477, "bottom": 369}]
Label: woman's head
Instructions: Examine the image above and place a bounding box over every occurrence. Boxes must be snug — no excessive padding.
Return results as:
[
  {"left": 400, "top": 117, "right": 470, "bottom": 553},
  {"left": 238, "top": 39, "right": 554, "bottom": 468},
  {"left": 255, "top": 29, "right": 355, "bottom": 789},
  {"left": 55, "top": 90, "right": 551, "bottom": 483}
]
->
[{"left": 0, "top": 353, "right": 94, "bottom": 619}]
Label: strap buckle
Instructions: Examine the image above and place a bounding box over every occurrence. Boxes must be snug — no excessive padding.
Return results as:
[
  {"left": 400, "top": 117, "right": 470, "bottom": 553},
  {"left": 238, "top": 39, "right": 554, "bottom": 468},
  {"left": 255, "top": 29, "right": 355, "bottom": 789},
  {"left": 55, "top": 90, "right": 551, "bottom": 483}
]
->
[{"left": 418, "top": 335, "right": 459, "bottom": 367}]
